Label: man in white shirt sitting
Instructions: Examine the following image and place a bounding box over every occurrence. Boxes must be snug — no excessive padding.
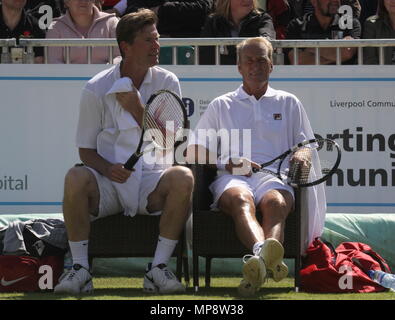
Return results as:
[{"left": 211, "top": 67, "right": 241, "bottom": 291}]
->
[
  {"left": 187, "top": 37, "right": 316, "bottom": 295},
  {"left": 54, "top": 9, "right": 193, "bottom": 295}
]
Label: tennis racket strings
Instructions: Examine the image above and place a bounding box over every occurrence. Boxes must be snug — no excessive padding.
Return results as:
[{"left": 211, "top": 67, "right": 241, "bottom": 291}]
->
[
  {"left": 144, "top": 91, "right": 186, "bottom": 150},
  {"left": 281, "top": 139, "right": 339, "bottom": 186}
]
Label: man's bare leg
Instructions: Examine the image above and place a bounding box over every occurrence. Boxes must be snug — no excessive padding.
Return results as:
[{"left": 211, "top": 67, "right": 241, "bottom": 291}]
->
[
  {"left": 218, "top": 187, "right": 267, "bottom": 291},
  {"left": 258, "top": 189, "right": 293, "bottom": 243},
  {"left": 146, "top": 166, "right": 194, "bottom": 240},
  {"left": 256, "top": 189, "right": 293, "bottom": 282},
  {"left": 54, "top": 166, "right": 99, "bottom": 294},
  {"left": 141, "top": 165, "right": 194, "bottom": 293},
  {"left": 218, "top": 187, "right": 264, "bottom": 250},
  {"left": 62, "top": 166, "right": 100, "bottom": 242}
]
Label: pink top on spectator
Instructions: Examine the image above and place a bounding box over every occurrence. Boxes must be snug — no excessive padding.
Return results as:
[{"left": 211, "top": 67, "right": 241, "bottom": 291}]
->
[{"left": 46, "top": 6, "right": 120, "bottom": 64}]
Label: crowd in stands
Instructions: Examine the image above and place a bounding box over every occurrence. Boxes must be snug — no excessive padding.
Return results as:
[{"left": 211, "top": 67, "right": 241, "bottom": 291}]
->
[{"left": 0, "top": 0, "right": 393, "bottom": 65}]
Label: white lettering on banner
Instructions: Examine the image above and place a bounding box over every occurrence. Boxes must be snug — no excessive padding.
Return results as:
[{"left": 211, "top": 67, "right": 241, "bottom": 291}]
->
[{"left": 1, "top": 64, "right": 395, "bottom": 213}]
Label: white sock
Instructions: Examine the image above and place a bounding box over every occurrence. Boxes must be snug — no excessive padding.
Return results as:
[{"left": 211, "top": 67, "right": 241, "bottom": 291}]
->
[
  {"left": 68, "top": 240, "right": 89, "bottom": 270},
  {"left": 152, "top": 236, "right": 178, "bottom": 268},
  {"left": 253, "top": 241, "right": 265, "bottom": 256}
]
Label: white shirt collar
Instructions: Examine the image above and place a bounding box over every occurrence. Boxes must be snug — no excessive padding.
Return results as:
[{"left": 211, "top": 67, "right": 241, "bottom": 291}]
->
[
  {"left": 113, "top": 63, "right": 153, "bottom": 86},
  {"left": 235, "top": 84, "right": 277, "bottom": 101}
]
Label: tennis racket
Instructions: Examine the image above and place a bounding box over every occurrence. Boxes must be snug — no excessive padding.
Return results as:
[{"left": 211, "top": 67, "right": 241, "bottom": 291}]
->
[
  {"left": 252, "top": 138, "right": 341, "bottom": 187},
  {"left": 123, "top": 89, "right": 187, "bottom": 170}
]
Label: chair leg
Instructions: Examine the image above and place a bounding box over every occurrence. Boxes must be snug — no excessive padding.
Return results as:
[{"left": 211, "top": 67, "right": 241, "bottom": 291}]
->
[
  {"left": 294, "top": 187, "right": 301, "bottom": 293},
  {"left": 88, "top": 256, "right": 94, "bottom": 271},
  {"left": 205, "top": 257, "right": 212, "bottom": 288},
  {"left": 176, "top": 254, "right": 182, "bottom": 281},
  {"left": 183, "top": 256, "right": 190, "bottom": 287},
  {"left": 193, "top": 252, "right": 199, "bottom": 292},
  {"left": 295, "top": 255, "right": 301, "bottom": 292}
]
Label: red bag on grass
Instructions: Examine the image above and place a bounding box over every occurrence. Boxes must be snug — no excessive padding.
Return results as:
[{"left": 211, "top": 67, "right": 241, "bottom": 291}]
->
[
  {"left": 0, "top": 255, "right": 63, "bottom": 292},
  {"left": 300, "top": 238, "right": 392, "bottom": 293}
]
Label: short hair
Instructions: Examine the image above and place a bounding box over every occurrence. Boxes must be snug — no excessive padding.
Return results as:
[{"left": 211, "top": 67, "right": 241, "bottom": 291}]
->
[
  {"left": 236, "top": 37, "right": 273, "bottom": 64},
  {"left": 116, "top": 9, "right": 158, "bottom": 56},
  {"left": 214, "top": 0, "right": 258, "bottom": 21}
]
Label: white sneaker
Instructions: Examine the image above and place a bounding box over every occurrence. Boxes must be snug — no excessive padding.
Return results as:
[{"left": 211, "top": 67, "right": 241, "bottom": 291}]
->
[
  {"left": 143, "top": 263, "right": 185, "bottom": 294},
  {"left": 54, "top": 264, "right": 93, "bottom": 294},
  {"left": 260, "top": 238, "right": 288, "bottom": 282},
  {"left": 242, "top": 254, "right": 267, "bottom": 288}
]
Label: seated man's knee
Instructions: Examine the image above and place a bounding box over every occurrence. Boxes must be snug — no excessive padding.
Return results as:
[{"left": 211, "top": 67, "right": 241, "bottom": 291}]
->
[
  {"left": 64, "top": 167, "right": 95, "bottom": 195},
  {"left": 166, "top": 166, "right": 194, "bottom": 194},
  {"left": 260, "top": 189, "right": 293, "bottom": 217},
  {"left": 219, "top": 189, "right": 254, "bottom": 217}
]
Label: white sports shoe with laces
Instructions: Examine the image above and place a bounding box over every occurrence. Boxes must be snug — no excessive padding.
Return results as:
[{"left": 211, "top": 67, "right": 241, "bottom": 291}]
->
[
  {"left": 260, "top": 238, "right": 288, "bottom": 282},
  {"left": 54, "top": 264, "right": 93, "bottom": 294},
  {"left": 241, "top": 238, "right": 288, "bottom": 290},
  {"left": 143, "top": 263, "right": 185, "bottom": 294},
  {"left": 242, "top": 253, "right": 267, "bottom": 289}
]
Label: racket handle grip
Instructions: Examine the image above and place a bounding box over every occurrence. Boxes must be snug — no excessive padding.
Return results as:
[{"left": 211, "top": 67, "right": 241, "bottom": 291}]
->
[{"left": 124, "top": 154, "right": 140, "bottom": 171}]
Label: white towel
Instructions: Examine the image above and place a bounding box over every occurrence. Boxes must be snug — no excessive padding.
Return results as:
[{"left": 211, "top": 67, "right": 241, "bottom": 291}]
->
[
  {"left": 102, "top": 77, "right": 144, "bottom": 217},
  {"left": 106, "top": 77, "right": 140, "bottom": 130},
  {"left": 301, "top": 150, "right": 327, "bottom": 254},
  {"left": 301, "top": 183, "right": 327, "bottom": 255}
]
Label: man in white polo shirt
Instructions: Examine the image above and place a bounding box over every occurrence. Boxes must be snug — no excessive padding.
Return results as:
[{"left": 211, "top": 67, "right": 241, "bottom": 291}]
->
[
  {"left": 187, "top": 37, "right": 317, "bottom": 295},
  {"left": 54, "top": 9, "right": 193, "bottom": 295}
]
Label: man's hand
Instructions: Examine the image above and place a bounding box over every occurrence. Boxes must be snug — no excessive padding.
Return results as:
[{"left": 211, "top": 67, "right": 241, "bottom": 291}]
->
[
  {"left": 225, "top": 157, "right": 261, "bottom": 177},
  {"left": 105, "top": 163, "right": 133, "bottom": 183},
  {"left": 290, "top": 148, "right": 311, "bottom": 169},
  {"left": 116, "top": 90, "right": 144, "bottom": 126},
  {"left": 288, "top": 148, "right": 312, "bottom": 183}
]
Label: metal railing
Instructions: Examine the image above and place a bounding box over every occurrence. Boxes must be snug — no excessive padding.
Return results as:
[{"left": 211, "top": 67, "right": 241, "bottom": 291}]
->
[
  {"left": 1, "top": 38, "right": 394, "bottom": 65},
  {"left": 1, "top": 39, "right": 17, "bottom": 64}
]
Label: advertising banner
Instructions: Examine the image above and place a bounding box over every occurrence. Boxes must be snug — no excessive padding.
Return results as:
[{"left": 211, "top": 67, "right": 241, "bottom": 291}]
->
[{"left": 0, "top": 64, "right": 394, "bottom": 214}]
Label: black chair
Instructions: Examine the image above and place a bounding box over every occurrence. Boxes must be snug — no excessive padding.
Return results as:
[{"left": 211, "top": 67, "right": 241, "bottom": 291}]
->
[
  {"left": 88, "top": 214, "right": 189, "bottom": 283},
  {"left": 191, "top": 165, "right": 302, "bottom": 292}
]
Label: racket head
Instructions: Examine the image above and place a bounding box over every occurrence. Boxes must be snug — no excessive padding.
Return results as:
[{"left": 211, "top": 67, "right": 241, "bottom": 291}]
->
[
  {"left": 143, "top": 90, "right": 187, "bottom": 150},
  {"left": 279, "top": 138, "right": 341, "bottom": 187}
]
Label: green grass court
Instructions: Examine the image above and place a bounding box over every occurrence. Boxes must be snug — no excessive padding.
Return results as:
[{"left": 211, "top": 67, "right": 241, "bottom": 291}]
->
[{"left": 1, "top": 277, "right": 394, "bottom": 300}]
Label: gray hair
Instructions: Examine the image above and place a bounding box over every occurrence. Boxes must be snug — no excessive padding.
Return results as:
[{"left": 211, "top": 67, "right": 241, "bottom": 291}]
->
[{"left": 236, "top": 37, "right": 273, "bottom": 64}]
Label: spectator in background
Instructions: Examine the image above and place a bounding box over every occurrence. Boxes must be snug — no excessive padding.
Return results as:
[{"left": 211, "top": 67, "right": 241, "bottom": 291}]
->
[
  {"left": 24, "top": 0, "right": 65, "bottom": 19},
  {"left": 199, "top": 0, "right": 275, "bottom": 65},
  {"left": 363, "top": 0, "right": 395, "bottom": 65},
  {"left": 289, "top": 0, "right": 315, "bottom": 18},
  {"left": 359, "top": 0, "right": 378, "bottom": 25},
  {"left": 257, "top": 0, "right": 292, "bottom": 39},
  {"left": 46, "top": 0, "right": 120, "bottom": 64},
  {"left": 109, "top": 0, "right": 214, "bottom": 37},
  {"left": 342, "top": 0, "right": 361, "bottom": 18},
  {"left": 286, "top": 0, "right": 361, "bottom": 65},
  {"left": 289, "top": 0, "right": 361, "bottom": 19},
  {"left": 0, "top": 0, "right": 45, "bottom": 63}
]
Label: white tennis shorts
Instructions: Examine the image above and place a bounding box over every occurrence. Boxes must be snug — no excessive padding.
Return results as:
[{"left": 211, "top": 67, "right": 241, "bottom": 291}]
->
[
  {"left": 209, "top": 172, "right": 294, "bottom": 209},
  {"left": 86, "top": 167, "right": 166, "bottom": 220}
]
